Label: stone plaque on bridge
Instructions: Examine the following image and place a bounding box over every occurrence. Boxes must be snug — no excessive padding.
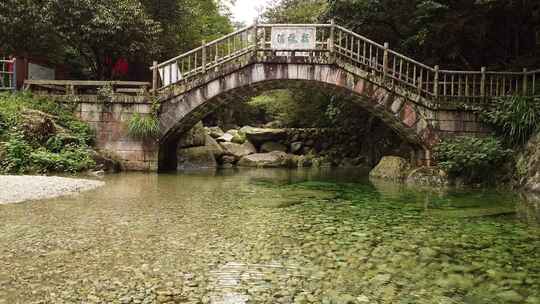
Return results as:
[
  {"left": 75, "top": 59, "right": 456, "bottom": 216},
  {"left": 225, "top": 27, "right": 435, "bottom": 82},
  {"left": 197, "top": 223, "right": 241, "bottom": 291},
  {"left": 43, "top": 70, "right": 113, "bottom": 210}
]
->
[{"left": 271, "top": 27, "right": 316, "bottom": 55}]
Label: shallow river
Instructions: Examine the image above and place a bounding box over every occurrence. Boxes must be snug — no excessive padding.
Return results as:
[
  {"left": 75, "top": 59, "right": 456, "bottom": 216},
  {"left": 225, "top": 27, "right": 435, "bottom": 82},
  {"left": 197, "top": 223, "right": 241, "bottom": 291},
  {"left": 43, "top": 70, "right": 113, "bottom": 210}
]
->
[{"left": 1, "top": 169, "right": 539, "bottom": 304}]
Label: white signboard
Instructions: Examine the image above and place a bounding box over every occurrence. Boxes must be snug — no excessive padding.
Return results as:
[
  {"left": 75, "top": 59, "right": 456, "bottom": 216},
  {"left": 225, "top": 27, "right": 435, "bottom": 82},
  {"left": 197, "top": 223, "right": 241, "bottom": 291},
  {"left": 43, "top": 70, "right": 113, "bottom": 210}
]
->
[
  {"left": 271, "top": 27, "right": 316, "bottom": 55},
  {"left": 28, "top": 63, "right": 55, "bottom": 80},
  {"left": 159, "top": 63, "right": 182, "bottom": 87}
]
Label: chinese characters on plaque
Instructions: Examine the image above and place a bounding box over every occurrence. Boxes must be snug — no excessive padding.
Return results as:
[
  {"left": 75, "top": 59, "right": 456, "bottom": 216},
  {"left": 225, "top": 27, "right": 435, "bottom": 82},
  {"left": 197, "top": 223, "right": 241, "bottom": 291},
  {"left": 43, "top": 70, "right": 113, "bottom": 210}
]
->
[{"left": 271, "top": 27, "right": 317, "bottom": 56}]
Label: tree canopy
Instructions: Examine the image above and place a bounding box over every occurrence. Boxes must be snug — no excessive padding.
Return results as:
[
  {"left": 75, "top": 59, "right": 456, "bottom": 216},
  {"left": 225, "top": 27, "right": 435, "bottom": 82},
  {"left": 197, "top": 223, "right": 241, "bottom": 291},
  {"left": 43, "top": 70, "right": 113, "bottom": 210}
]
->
[
  {"left": 0, "top": 0, "right": 233, "bottom": 79},
  {"left": 262, "top": 0, "right": 328, "bottom": 23},
  {"left": 263, "top": 0, "right": 540, "bottom": 70},
  {"left": 1, "top": 0, "right": 538, "bottom": 80},
  {"left": 325, "top": 0, "right": 540, "bottom": 69}
]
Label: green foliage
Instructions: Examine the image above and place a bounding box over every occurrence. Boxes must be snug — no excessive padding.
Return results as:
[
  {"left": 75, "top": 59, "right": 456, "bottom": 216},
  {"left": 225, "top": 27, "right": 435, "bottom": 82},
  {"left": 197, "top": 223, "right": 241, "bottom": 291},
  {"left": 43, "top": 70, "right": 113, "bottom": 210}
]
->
[
  {"left": 480, "top": 95, "right": 540, "bottom": 146},
  {"left": 0, "top": 0, "right": 63, "bottom": 59},
  {"left": 30, "top": 146, "right": 95, "bottom": 173},
  {"left": 97, "top": 84, "right": 115, "bottom": 103},
  {"left": 325, "top": 0, "right": 539, "bottom": 69},
  {"left": 0, "top": 92, "right": 96, "bottom": 173},
  {"left": 262, "top": 0, "right": 328, "bottom": 23},
  {"left": 141, "top": 0, "right": 234, "bottom": 59},
  {"left": 247, "top": 89, "right": 335, "bottom": 128},
  {"left": 434, "top": 136, "right": 511, "bottom": 181},
  {"left": 128, "top": 113, "right": 160, "bottom": 139},
  {"left": 2, "top": 132, "right": 33, "bottom": 173},
  {"left": 1, "top": 0, "right": 162, "bottom": 79},
  {"left": 48, "top": 0, "right": 162, "bottom": 79},
  {"left": 1, "top": 0, "right": 233, "bottom": 79}
]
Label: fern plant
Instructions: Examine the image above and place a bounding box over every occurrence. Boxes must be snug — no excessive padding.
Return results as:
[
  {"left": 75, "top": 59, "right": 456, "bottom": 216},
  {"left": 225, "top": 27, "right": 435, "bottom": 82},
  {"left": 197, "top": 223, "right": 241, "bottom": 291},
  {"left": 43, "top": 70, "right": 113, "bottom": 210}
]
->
[
  {"left": 128, "top": 113, "right": 160, "bottom": 139},
  {"left": 481, "top": 95, "right": 540, "bottom": 146}
]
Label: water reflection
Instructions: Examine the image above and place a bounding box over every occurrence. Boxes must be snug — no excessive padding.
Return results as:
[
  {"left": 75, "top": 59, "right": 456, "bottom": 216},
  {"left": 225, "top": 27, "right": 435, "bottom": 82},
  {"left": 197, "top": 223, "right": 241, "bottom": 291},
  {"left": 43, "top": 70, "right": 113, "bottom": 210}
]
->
[{"left": 518, "top": 192, "right": 540, "bottom": 225}]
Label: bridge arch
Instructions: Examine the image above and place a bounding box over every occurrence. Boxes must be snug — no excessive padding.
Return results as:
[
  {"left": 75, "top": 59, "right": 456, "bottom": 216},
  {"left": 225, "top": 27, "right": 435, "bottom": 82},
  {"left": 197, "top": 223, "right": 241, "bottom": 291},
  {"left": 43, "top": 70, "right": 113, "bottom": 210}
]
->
[{"left": 157, "top": 60, "right": 439, "bottom": 170}]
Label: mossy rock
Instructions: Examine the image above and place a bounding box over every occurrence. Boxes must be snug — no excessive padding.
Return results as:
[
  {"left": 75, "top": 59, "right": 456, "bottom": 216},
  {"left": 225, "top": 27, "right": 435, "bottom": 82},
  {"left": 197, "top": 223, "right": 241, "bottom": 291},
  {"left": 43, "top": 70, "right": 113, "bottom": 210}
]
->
[
  {"left": 177, "top": 146, "right": 218, "bottom": 170},
  {"left": 369, "top": 156, "right": 411, "bottom": 181},
  {"left": 261, "top": 141, "right": 287, "bottom": 153},
  {"left": 220, "top": 141, "right": 256, "bottom": 160},
  {"left": 206, "top": 126, "right": 225, "bottom": 139},
  {"left": 238, "top": 152, "right": 290, "bottom": 168},
  {"left": 240, "top": 126, "right": 287, "bottom": 144},
  {"left": 178, "top": 122, "right": 206, "bottom": 148},
  {"left": 91, "top": 150, "right": 122, "bottom": 172},
  {"left": 231, "top": 131, "right": 247, "bottom": 144},
  {"left": 406, "top": 166, "right": 449, "bottom": 187}
]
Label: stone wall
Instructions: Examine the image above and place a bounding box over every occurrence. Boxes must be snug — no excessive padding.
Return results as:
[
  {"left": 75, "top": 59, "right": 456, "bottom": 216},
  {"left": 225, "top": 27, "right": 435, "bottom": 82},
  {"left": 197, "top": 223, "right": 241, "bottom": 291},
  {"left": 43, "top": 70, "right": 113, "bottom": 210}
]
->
[
  {"left": 434, "top": 110, "right": 491, "bottom": 138},
  {"left": 65, "top": 95, "right": 159, "bottom": 171}
]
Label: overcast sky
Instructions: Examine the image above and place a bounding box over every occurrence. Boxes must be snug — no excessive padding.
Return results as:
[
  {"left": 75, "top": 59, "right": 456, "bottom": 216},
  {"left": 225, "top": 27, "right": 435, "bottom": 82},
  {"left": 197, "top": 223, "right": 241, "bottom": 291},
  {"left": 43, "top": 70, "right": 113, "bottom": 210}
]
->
[{"left": 229, "top": 0, "right": 274, "bottom": 25}]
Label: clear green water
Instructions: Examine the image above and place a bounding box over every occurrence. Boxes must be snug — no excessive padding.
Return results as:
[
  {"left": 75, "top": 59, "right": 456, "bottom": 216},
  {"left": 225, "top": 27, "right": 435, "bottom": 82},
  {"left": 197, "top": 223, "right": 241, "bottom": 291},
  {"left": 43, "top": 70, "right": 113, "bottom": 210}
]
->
[{"left": 0, "top": 169, "right": 539, "bottom": 304}]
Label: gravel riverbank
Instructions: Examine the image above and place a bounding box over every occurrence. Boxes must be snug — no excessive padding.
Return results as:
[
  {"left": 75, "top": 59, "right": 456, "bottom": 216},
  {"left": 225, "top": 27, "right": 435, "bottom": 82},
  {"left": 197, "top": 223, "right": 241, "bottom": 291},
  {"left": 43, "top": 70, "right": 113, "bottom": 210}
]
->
[{"left": 0, "top": 175, "right": 105, "bottom": 204}]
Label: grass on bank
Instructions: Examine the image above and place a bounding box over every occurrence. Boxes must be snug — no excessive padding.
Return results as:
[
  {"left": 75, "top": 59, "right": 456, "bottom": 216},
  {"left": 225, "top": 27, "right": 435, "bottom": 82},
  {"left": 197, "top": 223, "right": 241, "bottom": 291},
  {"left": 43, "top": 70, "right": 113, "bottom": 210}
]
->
[{"left": 127, "top": 112, "right": 160, "bottom": 139}]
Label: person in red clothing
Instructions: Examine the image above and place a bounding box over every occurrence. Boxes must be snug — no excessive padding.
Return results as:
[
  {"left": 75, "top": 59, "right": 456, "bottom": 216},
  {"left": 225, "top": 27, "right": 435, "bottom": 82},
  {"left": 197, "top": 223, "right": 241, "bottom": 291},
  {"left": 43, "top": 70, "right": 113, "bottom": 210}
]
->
[{"left": 112, "top": 58, "right": 129, "bottom": 80}]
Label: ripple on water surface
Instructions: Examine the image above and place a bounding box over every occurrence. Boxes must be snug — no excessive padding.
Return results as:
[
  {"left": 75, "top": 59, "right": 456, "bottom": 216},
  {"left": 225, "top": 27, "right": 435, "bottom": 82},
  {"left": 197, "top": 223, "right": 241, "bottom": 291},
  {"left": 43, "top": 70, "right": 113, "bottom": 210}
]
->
[{"left": 0, "top": 168, "right": 539, "bottom": 304}]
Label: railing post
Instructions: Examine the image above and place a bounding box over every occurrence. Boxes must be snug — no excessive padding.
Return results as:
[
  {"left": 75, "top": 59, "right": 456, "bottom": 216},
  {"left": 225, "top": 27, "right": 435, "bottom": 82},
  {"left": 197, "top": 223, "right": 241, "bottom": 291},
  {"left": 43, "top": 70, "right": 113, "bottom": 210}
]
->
[
  {"left": 481, "top": 67, "right": 486, "bottom": 98},
  {"left": 383, "top": 42, "right": 389, "bottom": 81},
  {"left": 433, "top": 65, "right": 439, "bottom": 98},
  {"left": 253, "top": 20, "right": 258, "bottom": 55},
  {"left": 201, "top": 40, "right": 207, "bottom": 73},
  {"left": 523, "top": 68, "right": 528, "bottom": 95},
  {"left": 329, "top": 19, "right": 335, "bottom": 55},
  {"left": 12, "top": 58, "right": 17, "bottom": 91},
  {"left": 152, "top": 61, "right": 158, "bottom": 92}
]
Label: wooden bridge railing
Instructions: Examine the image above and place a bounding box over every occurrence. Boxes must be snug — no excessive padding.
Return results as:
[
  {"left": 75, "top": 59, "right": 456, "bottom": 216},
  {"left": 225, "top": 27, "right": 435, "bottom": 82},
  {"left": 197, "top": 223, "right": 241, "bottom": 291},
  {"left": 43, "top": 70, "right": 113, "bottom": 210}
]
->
[
  {"left": 151, "top": 22, "right": 539, "bottom": 104},
  {"left": 0, "top": 57, "right": 16, "bottom": 91}
]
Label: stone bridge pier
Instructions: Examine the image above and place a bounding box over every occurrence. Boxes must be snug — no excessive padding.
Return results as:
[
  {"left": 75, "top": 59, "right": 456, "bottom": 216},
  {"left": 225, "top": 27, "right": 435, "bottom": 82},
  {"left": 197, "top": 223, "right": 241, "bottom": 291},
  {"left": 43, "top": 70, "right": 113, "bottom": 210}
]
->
[{"left": 70, "top": 95, "right": 159, "bottom": 171}]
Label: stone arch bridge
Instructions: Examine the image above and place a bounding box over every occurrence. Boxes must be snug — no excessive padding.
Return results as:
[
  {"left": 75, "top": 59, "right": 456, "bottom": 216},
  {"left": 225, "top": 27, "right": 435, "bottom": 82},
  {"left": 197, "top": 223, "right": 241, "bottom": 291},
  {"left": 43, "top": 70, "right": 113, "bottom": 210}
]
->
[{"left": 27, "top": 23, "right": 540, "bottom": 171}]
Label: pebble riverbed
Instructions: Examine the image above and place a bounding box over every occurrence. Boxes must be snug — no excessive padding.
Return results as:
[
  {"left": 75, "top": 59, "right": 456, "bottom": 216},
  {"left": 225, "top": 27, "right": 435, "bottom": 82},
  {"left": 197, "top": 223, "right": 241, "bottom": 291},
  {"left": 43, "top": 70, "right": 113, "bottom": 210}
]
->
[
  {"left": 0, "top": 169, "right": 539, "bottom": 304},
  {"left": 0, "top": 175, "right": 104, "bottom": 204}
]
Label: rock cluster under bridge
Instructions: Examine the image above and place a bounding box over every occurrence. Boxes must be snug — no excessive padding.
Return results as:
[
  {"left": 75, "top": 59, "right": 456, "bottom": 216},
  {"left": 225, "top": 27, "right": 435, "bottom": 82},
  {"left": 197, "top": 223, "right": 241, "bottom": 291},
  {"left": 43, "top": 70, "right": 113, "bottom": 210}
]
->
[{"left": 175, "top": 122, "right": 414, "bottom": 171}]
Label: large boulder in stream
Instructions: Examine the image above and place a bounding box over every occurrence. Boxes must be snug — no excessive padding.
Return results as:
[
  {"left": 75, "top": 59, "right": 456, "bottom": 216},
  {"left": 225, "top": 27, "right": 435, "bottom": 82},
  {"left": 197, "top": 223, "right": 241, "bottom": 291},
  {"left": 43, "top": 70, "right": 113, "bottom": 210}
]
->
[
  {"left": 206, "top": 126, "right": 225, "bottom": 139},
  {"left": 369, "top": 156, "right": 411, "bottom": 181},
  {"left": 177, "top": 135, "right": 224, "bottom": 170},
  {"left": 220, "top": 141, "right": 256, "bottom": 160},
  {"left": 178, "top": 122, "right": 206, "bottom": 148},
  {"left": 260, "top": 141, "right": 287, "bottom": 153},
  {"left": 177, "top": 146, "right": 218, "bottom": 170},
  {"left": 240, "top": 126, "right": 287, "bottom": 144},
  {"left": 238, "top": 151, "right": 290, "bottom": 168},
  {"left": 205, "top": 135, "right": 224, "bottom": 157},
  {"left": 90, "top": 150, "right": 122, "bottom": 173}
]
